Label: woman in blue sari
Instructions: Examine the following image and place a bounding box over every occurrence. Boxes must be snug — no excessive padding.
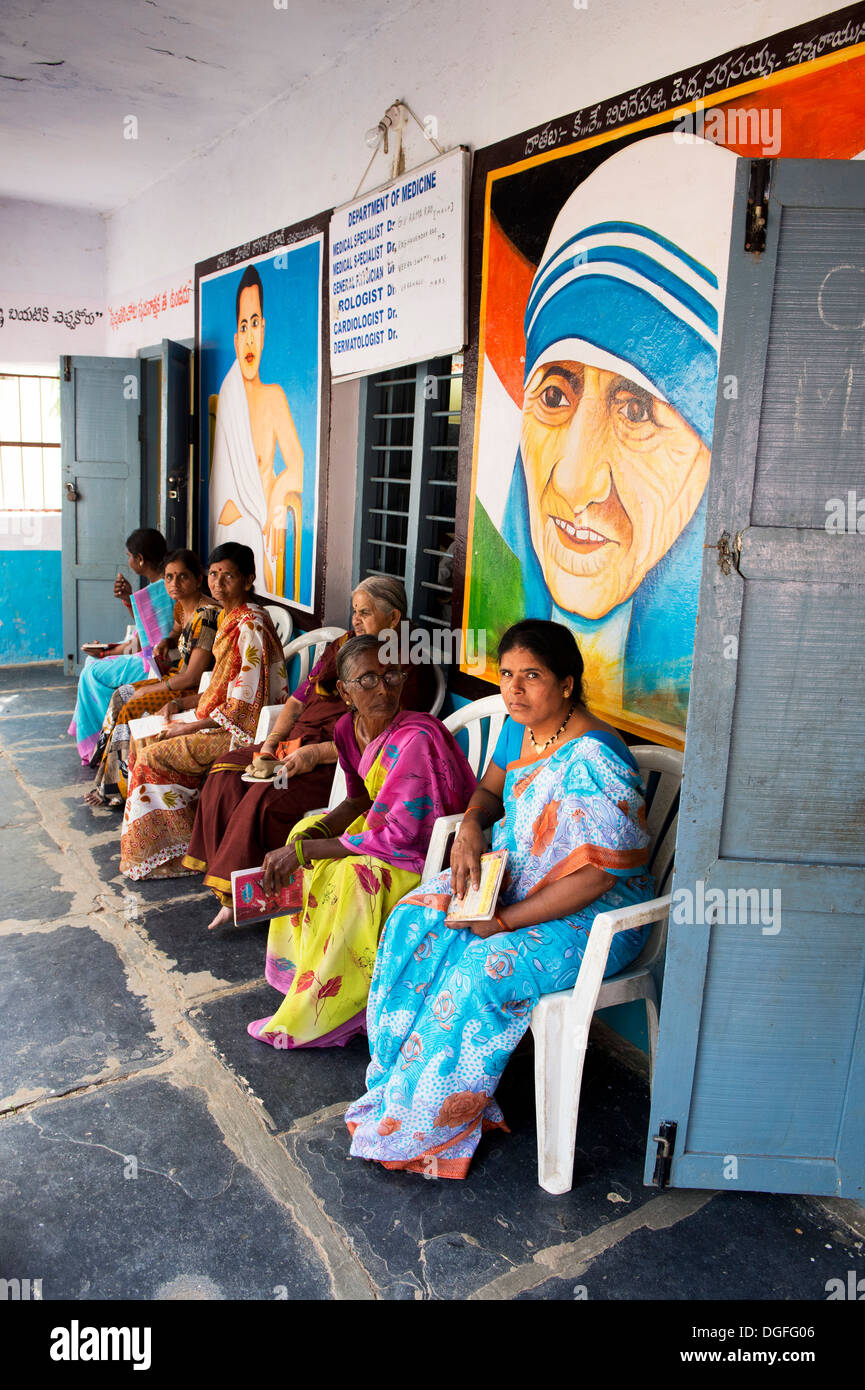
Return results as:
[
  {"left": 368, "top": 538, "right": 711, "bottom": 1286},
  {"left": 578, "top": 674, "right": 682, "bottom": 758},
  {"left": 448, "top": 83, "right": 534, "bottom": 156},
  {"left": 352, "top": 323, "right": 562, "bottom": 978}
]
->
[
  {"left": 346, "top": 619, "right": 654, "bottom": 1179},
  {"left": 68, "top": 528, "right": 168, "bottom": 763}
]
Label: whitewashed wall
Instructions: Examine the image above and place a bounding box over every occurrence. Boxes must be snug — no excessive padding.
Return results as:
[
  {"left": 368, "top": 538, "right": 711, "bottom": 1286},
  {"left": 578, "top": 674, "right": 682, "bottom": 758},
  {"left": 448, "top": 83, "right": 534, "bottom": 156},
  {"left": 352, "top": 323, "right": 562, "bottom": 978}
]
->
[
  {"left": 0, "top": 198, "right": 106, "bottom": 365},
  {"left": 103, "top": 0, "right": 826, "bottom": 323}
]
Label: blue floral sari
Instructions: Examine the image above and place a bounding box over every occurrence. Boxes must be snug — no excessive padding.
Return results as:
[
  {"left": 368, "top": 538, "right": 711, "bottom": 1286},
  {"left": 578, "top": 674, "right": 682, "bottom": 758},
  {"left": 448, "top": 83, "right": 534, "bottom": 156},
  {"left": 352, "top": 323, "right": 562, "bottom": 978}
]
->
[{"left": 345, "top": 728, "right": 654, "bottom": 1178}]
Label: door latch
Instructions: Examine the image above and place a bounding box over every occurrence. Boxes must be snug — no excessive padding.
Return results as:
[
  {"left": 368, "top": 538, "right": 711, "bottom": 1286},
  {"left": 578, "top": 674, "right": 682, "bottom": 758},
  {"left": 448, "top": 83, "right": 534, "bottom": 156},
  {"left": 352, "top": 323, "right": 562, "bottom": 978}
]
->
[
  {"left": 65, "top": 482, "right": 79, "bottom": 503},
  {"left": 652, "top": 1120, "right": 677, "bottom": 1187},
  {"left": 745, "top": 158, "right": 771, "bottom": 253}
]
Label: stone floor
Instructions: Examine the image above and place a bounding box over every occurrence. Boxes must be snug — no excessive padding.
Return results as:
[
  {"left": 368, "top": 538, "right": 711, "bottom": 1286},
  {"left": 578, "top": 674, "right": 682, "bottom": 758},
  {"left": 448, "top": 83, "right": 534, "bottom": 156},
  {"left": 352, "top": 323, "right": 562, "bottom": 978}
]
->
[{"left": 2, "top": 661, "right": 864, "bottom": 1304}]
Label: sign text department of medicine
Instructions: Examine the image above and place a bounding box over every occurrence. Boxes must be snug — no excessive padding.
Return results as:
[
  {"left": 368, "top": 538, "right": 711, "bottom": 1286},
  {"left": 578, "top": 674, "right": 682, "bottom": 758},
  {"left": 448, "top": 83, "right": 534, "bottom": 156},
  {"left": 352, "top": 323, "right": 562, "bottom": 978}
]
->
[{"left": 329, "top": 148, "right": 469, "bottom": 380}]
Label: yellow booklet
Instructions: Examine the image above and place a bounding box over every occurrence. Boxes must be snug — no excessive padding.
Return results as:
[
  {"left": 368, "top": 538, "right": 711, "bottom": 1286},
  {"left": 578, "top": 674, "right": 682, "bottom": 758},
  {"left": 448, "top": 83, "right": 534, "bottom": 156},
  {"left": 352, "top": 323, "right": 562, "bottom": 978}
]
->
[{"left": 445, "top": 849, "right": 509, "bottom": 923}]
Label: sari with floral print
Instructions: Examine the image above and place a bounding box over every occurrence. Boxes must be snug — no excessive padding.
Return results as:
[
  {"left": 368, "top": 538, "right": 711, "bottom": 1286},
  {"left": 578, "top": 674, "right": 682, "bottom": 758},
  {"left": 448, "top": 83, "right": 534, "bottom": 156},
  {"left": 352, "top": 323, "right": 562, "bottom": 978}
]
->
[
  {"left": 248, "top": 710, "right": 477, "bottom": 1049},
  {"left": 119, "top": 603, "right": 286, "bottom": 880},
  {"left": 345, "top": 729, "right": 654, "bottom": 1178}
]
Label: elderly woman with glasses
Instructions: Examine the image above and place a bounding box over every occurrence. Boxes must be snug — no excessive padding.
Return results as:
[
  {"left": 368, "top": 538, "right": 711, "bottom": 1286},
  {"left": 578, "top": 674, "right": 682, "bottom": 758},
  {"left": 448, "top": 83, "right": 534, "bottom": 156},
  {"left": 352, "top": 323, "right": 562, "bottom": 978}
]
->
[
  {"left": 185, "top": 575, "right": 437, "bottom": 930},
  {"left": 247, "top": 634, "right": 476, "bottom": 1050}
]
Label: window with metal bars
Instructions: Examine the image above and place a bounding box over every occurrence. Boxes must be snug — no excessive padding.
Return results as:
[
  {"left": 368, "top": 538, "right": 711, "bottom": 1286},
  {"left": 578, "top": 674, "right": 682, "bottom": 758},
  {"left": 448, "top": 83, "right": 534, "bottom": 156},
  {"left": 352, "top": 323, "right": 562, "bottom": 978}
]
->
[
  {"left": 0, "top": 373, "right": 61, "bottom": 511},
  {"left": 353, "top": 354, "right": 462, "bottom": 627}
]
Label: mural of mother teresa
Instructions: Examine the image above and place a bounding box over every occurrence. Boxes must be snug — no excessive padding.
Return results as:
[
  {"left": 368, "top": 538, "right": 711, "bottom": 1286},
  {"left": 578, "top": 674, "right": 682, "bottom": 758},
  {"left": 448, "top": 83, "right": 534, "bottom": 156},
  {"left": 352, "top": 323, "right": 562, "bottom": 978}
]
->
[{"left": 468, "top": 134, "right": 738, "bottom": 739}]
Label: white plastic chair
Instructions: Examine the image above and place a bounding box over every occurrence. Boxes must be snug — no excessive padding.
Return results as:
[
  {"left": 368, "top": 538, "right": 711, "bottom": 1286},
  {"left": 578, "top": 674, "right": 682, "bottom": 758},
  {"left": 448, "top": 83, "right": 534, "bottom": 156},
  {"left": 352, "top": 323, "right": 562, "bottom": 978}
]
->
[
  {"left": 420, "top": 694, "right": 507, "bottom": 879},
  {"left": 263, "top": 603, "right": 294, "bottom": 653},
  {"left": 283, "top": 626, "right": 347, "bottom": 688},
  {"left": 530, "top": 744, "right": 682, "bottom": 1194}
]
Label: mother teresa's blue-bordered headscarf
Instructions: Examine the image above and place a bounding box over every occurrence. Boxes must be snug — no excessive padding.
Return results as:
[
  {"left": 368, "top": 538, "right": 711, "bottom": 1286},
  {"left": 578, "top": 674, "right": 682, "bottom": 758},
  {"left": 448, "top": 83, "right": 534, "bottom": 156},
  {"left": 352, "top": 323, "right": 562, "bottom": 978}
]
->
[
  {"left": 522, "top": 133, "right": 739, "bottom": 447},
  {"left": 501, "top": 134, "right": 739, "bottom": 722}
]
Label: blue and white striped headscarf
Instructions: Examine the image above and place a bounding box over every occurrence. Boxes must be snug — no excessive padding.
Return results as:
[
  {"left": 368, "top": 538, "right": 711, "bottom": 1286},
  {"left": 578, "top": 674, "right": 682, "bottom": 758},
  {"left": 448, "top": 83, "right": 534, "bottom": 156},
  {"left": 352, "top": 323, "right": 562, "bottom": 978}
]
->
[{"left": 522, "top": 134, "right": 739, "bottom": 447}]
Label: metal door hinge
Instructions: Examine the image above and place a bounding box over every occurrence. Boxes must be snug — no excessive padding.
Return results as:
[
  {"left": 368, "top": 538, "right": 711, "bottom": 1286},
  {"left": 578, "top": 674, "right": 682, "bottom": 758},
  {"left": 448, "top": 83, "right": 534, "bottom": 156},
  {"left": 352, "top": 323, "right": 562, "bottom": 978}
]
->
[
  {"left": 705, "top": 529, "right": 743, "bottom": 575},
  {"left": 652, "top": 1121, "right": 677, "bottom": 1187},
  {"left": 62, "top": 355, "right": 72, "bottom": 382},
  {"left": 745, "top": 159, "right": 771, "bottom": 253}
]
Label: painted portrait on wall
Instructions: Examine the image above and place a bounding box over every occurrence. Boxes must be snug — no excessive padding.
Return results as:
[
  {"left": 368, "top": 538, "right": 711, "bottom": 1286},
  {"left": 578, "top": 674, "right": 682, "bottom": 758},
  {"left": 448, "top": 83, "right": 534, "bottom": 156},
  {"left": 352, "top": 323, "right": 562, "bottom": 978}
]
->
[
  {"left": 457, "top": 5, "right": 865, "bottom": 746},
  {"left": 196, "top": 216, "right": 329, "bottom": 615}
]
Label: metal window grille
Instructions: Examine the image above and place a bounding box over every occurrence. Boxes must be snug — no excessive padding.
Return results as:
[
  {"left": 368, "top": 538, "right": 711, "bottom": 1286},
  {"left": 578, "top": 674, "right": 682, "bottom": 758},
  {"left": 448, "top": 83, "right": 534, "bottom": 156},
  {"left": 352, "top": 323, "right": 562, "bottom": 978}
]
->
[
  {"left": 0, "top": 373, "right": 61, "bottom": 510},
  {"left": 354, "top": 354, "right": 462, "bottom": 627}
]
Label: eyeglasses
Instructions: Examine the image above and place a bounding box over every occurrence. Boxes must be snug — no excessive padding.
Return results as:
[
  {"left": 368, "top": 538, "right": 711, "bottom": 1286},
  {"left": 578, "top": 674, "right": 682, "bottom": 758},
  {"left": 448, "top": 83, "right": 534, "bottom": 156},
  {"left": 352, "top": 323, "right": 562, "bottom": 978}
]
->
[{"left": 343, "top": 669, "right": 407, "bottom": 691}]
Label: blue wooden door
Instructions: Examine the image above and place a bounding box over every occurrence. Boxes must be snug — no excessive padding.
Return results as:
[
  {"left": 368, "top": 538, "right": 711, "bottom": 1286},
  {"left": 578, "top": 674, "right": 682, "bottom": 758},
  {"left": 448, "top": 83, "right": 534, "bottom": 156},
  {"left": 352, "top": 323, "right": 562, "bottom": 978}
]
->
[
  {"left": 646, "top": 158, "right": 865, "bottom": 1199},
  {"left": 60, "top": 356, "right": 141, "bottom": 675}
]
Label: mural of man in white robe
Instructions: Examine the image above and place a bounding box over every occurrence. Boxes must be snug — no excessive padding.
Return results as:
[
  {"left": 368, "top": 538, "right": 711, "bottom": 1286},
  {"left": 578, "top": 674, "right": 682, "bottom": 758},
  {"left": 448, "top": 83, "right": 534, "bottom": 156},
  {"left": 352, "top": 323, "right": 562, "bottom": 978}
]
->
[{"left": 209, "top": 265, "right": 303, "bottom": 598}]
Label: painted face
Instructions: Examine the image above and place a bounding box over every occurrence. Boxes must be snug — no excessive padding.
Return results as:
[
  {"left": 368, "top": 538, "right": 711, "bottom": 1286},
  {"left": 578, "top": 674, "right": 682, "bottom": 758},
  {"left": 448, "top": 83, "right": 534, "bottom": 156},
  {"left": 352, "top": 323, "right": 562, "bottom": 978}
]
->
[
  {"left": 234, "top": 284, "right": 264, "bottom": 383},
  {"left": 351, "top": 590, "right": 399, "bottom": 636},
  {"left": 337, "top": 650, "right": 405, "bottom": 723},
  {"left": 498, "top": 645, "right": 573, "bottom": 728},
  {"left": 520, "top": 363, "right": 710, "bottom": 619},
  {"left": 207, "top": 559, "right": 253, "bottom": 609},
  {"left": 164, "top": 562, "right": 200, "bottom": 601}
]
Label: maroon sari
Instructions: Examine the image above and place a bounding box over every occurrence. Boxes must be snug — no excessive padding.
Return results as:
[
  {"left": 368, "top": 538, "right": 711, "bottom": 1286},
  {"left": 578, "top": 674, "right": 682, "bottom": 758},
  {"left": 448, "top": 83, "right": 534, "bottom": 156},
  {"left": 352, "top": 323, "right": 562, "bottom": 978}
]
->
[{"left": 183, "top": 634, "right": 435, "bottom": 904}]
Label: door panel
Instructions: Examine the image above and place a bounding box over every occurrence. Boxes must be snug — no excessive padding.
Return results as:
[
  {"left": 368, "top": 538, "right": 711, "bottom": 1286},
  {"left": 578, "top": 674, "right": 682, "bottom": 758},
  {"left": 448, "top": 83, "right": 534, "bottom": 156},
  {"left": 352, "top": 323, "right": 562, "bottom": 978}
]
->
[
  {"left": 60, "top": 356, "right": 141, "bottom": 674},
  {"left": 646, "top": 158, "right": 865, "bottom": 1199}
]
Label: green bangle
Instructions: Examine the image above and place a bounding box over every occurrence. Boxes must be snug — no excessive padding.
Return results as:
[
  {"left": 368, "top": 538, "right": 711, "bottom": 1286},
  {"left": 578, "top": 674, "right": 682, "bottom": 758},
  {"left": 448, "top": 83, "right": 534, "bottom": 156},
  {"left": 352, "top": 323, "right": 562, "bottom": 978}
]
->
[
  {"left": 302, "top": 820, "right": 329, "bottom": 841},
  {"left": 294, "top": 840, "right": 307, "bottom": 867}
]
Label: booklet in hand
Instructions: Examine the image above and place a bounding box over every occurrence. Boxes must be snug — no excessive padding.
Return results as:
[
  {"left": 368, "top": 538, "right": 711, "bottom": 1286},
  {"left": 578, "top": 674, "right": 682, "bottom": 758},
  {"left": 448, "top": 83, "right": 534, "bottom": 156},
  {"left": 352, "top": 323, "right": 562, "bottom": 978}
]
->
[
  {"left": 231, "top": 866, "right": 304, "bottom": 927},
  {"left": 127, "top": 709, "right": 198, "bottom": 742},
  {"left": 444, "top": 848, "right": 509, "bottom": 924}
]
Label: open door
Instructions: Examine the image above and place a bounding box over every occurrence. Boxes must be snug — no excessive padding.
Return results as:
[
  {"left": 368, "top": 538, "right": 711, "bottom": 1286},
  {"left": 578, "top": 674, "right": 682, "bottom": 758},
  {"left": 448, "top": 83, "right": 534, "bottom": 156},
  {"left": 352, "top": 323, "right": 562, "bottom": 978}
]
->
[
  {"left": 60, "top": 356, "right": 141, "bottom": 675},
  {"left": 646, "top": 158, "right": 865, "bottom": 1199}
]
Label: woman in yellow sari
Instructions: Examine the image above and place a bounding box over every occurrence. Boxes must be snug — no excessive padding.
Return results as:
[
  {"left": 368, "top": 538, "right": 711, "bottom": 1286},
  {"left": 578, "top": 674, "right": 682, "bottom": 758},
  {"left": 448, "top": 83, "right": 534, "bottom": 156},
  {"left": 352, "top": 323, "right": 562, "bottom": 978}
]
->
[{"left": 248, "top": 635, "right": 476, "bottom": 1049}]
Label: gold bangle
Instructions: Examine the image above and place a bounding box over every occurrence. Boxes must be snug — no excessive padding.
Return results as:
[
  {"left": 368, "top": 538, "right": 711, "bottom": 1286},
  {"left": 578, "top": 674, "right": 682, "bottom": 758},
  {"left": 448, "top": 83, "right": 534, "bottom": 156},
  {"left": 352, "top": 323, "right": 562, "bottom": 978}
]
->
[{"left": 462, "top": 806, "right": 485, "bottom": 820}]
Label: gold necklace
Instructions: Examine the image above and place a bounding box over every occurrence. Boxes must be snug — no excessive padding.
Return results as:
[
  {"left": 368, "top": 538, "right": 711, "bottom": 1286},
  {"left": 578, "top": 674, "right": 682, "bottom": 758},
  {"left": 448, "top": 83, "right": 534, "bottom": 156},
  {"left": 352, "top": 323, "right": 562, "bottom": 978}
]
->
[{"left": 528, "top": 702, "right": 576, "bottom": 754}]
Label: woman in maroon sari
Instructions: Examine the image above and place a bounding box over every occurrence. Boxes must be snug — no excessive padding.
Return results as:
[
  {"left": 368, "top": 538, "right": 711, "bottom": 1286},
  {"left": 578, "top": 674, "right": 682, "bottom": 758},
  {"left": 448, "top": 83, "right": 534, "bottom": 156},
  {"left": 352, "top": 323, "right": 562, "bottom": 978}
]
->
[{"left": 183, "top": 577, "right": 436, "bottom": 929}]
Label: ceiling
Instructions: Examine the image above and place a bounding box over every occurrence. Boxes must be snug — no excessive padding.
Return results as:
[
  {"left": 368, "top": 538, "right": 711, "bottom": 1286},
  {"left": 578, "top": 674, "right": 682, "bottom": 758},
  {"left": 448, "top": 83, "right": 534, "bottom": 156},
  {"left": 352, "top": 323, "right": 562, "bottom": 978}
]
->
[{"left": 0, "top": 0, "right": 409, "bottom": 213}]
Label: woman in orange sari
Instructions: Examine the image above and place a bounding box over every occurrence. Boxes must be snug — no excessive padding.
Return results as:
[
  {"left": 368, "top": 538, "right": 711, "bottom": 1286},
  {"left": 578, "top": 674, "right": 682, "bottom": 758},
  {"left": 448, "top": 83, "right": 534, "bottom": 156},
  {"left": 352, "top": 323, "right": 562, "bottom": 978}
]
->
[{"left": 119, "top": 543, "right": 286, "bottom": 881}]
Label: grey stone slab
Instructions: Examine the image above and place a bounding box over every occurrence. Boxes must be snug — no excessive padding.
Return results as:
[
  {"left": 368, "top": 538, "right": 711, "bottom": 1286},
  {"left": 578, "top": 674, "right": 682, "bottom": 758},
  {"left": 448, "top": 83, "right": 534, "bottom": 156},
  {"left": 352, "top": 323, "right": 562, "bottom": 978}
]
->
[
  {"left": 0, "top": 925, "right": 164, "bottom": 1108},
  {"left": 515, "top": 1191, "right": 865, "bottom": 1301},
  {"left": 137, "top": 895, "right": 268, "bottom": 988},
  {"left": 56, "top": 791, "right": 120, "bottom": 837},
  {"left": 285, "top": 1041, "right": 659, "bottom": 1300},
  {"left": 0, "top": 823, "right": 74, "bottom": 921},
  {"left": 0, "top": 759, "right": 37, "bottom": 827},
  {"left": 0, "top": 711, "right": 78, "bottom": 748},
  {"left": 0, "top": 687, "right": 76, "bottom": 715},
  {"left": 190, "top": 983, "right": 370, "bottom": 1132},
  {"left": 0, "top": 662, "right": 71, "bottom": 690},
  {"left": 0, "top": 1076, "right": 333, "bottom": 1299},
  {"left": 6, "top": 743, "right": 92, "bottom": 789}
]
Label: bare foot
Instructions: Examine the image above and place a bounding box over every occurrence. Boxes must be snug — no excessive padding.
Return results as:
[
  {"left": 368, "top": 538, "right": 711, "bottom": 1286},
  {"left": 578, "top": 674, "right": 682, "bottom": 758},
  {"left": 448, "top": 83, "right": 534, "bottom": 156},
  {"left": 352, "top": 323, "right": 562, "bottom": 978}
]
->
[{"left": 206, "top": 905, "right": 232, "bottom": 932}]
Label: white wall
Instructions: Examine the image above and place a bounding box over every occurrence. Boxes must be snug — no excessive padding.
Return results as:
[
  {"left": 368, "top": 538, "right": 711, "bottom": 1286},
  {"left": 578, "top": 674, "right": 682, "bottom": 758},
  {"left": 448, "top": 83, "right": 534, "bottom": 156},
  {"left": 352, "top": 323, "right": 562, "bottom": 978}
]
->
[
  {"left": 104, "top": 0, "right": 827, "bottom": 302},
  {"left": 0, "top": 198, "right": 106, "bottom": 364}
]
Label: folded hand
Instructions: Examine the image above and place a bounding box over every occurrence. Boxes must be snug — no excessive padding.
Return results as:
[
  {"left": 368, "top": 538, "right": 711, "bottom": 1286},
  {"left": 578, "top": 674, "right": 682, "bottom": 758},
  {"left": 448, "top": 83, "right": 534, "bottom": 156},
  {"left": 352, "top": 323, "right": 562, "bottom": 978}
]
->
[{"left": 262, "top": 843, "right": 300, "bottom": 895}]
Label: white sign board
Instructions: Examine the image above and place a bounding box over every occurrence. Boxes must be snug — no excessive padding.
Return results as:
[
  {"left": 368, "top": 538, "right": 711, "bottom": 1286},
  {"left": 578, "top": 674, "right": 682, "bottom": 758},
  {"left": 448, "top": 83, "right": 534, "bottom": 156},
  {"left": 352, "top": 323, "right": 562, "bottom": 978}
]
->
[{"left": 329, "top": 148, "right": 468, "bottom": 380}]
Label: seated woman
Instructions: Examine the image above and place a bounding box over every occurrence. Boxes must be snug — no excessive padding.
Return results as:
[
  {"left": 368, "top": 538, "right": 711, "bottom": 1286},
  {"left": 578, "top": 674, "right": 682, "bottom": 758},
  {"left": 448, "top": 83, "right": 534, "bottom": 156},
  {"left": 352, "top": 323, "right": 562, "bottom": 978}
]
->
[
  {"left": 119, "top": 543, "right": 287, "bottom": 881},
  {"left": 247, "top": 634, "right": 477, "bottom": 1049},
  {"left": 68, "top": 528, "right": 168, "bottom": 764},
  {"left": 183, "top": 575, "right": 436, "bottom": 931},
  {"left": 345, "top": 619, "right": 654, "bottom": 1179},
  {"left": 86, "top": 550, "right": 220, "bottom": 805}
]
